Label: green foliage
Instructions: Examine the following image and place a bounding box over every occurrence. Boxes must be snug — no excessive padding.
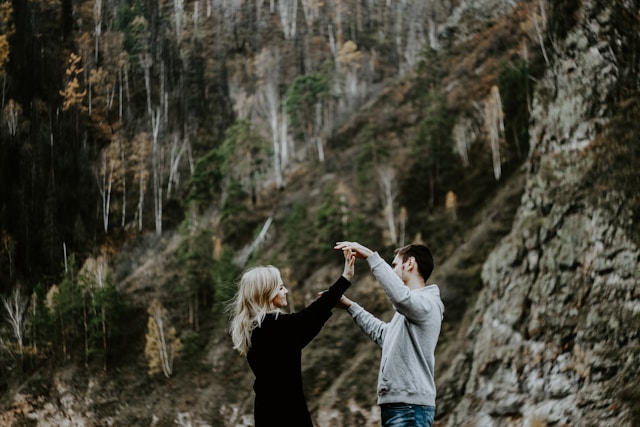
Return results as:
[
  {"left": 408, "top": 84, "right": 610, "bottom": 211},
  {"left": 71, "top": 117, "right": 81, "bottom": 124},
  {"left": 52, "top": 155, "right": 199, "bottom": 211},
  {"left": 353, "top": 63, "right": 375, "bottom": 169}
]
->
[
  {"left": 410, "top": 48, "right": 445, "bottom": 105},
  {"left": 177, "top": 225, "right": 215, "bottom": 317},
  {"left": 27, "top": 283, "right": 55, "bottom": 357},
  {"left": 400, "top": 90, "right": 458, "bottom": 214},
  {"left": 86, "top": 275, "right": 127, "bottom": 366},
  {"left": 116, "top": 0, "right": 146, "bottom": 56},
  {"left": 355, "top": 124, "right": 390, "bottom": 187},
  {"left": 315, "top": 186, "right": 349, "bottom": 252},
  {"left": 345, "top": 214, "right": 377, "bottom": 244},
  {"left": 284, "top": 202, "right": 313, "bottom": 266},
  {"left": 282, "top": 194, "right": 376, "bottom": 279},
  {"left": 185, "top": 147, "right": 223, "bottom": 211},
  {"left": 220, "top": 177, "right": 250, "bottom": 240},
  {"left": 53, "top": 263, "right": 84, "bottom": 355},
  {"left": 186, "top": 120, "right": 266, "bottom": 216},
  {"left": 217, "top": 120, "right": 261, "bottom": 176},
  {"left": 285, "top": 73, "right": 331, "bottom": 139},
  {"left": 497, "top": 59, "right": 532, "bottom": 163},
  {"left": 211, "top": 246, "right": 241, "bottom": 312}
]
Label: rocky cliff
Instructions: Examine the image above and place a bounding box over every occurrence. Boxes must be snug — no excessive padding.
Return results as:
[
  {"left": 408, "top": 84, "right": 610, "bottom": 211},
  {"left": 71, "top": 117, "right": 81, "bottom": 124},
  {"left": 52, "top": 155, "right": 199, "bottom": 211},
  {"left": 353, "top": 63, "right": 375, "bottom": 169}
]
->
[{"left": 438, "top": 1, "right": 640, "bottom": 426}]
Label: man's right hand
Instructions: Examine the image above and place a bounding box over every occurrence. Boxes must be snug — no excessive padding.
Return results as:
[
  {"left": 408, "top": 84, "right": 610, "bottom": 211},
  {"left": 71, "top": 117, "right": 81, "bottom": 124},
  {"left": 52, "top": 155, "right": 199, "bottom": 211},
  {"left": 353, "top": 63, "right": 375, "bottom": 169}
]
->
[{"left": 334, "top": 241, "right": 373, "bottom": 259}]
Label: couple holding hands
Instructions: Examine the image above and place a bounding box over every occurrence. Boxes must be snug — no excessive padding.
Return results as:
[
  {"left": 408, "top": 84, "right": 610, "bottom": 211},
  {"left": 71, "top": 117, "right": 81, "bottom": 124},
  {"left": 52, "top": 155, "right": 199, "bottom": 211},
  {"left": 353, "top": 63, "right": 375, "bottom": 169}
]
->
[{"left": 229, "top": 241, "right": 445, "bottom": 427}]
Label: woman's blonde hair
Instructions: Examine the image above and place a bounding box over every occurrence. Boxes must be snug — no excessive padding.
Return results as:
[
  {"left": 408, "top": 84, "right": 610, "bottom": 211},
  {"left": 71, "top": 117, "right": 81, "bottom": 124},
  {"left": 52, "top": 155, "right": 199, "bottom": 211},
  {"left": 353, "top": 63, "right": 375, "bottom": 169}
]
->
[{"left": 228, "top": 265, "right": 283, "bottom": 356}]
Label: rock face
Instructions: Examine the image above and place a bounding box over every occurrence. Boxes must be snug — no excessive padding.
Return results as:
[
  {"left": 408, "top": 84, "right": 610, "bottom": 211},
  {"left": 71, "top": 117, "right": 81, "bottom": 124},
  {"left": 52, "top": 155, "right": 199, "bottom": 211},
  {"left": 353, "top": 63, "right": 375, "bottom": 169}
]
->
[{"left": 440, "top": 1, "right": 640, "bottom": 426}]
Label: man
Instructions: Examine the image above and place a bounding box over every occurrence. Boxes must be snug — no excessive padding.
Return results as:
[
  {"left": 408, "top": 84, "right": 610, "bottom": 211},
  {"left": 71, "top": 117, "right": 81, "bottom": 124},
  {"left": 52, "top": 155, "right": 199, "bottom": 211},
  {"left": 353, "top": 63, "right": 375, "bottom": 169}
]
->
[{"left": 334, "top": 241, "right": 444, "bottom": 427}]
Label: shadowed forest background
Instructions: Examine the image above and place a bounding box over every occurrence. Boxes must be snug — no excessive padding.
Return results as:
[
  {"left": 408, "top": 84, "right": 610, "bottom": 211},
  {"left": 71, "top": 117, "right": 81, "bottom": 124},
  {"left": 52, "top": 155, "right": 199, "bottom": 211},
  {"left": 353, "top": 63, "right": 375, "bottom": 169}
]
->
[{"left": 0, "top": 0, "right": 639, "bottom": 426}]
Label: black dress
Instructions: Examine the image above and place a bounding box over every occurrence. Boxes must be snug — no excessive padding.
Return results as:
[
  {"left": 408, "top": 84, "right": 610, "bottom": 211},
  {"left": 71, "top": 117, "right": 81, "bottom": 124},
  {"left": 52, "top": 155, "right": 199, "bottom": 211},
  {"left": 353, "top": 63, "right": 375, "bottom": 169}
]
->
[{"left": 247, "top": 276, "right": 351, "bottom": 427}]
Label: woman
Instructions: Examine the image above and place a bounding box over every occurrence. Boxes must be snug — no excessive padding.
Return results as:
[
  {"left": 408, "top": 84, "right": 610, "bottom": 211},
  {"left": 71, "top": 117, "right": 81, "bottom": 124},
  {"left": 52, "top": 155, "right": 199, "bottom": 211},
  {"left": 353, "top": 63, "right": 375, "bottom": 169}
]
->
[{"left": 229, "top": 249, "right": 355, "bottom": 426}]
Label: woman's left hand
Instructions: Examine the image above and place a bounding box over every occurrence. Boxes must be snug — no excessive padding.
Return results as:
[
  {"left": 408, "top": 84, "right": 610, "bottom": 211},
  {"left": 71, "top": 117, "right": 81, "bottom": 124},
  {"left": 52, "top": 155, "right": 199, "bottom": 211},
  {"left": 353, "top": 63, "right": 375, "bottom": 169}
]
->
[{"left": 342, "top": 248, "right": 355, "bottom": 281}]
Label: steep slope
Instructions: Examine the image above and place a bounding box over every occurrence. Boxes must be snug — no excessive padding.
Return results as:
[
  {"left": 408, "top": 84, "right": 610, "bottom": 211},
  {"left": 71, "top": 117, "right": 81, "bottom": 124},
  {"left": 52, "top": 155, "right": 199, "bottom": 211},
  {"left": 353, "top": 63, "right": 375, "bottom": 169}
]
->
[{"left": 2, "top": 1, "right": 638, "bottom": 427}]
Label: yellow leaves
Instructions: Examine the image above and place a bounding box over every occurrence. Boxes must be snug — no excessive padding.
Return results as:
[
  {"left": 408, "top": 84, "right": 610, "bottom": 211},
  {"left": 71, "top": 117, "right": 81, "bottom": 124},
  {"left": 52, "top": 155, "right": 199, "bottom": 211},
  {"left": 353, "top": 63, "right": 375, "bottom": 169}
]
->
[
  {"left": 0, "top": 35, "right": 9, "bottom": 72},
  {"left": 0, "top": 1, "right": 14, "bottom": 35},
  {"left": 445, "top": 191, "right": 458, "bottom": 221},
  {"left": 336, "top": 40, "right": 362, "bottom": 69},
  {"left": 59, "top": 52, "right": 87, "bottom": 112},
  {"left": 0, "top": 1, "right": 13, "bottom": 73}
]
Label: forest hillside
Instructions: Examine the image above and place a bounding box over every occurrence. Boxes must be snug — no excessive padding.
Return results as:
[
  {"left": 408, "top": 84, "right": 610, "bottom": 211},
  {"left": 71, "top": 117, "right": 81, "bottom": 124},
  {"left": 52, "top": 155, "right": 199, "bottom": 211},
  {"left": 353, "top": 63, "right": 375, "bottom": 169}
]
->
[{"left": 0, "top": 0, "right": 639, "bottom": 426}]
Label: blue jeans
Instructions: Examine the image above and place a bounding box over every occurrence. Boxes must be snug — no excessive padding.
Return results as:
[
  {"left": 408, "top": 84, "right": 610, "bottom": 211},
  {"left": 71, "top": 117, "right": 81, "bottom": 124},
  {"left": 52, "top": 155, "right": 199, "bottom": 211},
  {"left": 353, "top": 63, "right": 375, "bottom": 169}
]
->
[{"left": 380, "top": 403, "right": 435, "bottom": 427}]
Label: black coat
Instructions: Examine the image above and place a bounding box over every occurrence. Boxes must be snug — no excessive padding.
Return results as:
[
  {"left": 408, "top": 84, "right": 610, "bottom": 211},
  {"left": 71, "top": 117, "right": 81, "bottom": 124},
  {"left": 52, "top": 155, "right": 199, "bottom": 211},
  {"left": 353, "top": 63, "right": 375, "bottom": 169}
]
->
[{"left": 247, "top": 276, "right": 351, "bottom": 427}]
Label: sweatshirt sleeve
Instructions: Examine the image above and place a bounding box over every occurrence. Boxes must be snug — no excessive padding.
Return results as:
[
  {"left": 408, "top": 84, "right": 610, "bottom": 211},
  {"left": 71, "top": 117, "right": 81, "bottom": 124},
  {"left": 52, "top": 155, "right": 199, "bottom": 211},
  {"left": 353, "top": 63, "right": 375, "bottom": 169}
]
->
[
  {"left": 346, "top": 302, "right": 387, "bottom": 348},
  {"left": 367, "top": 252, "right": 434, "bottom": 323}
]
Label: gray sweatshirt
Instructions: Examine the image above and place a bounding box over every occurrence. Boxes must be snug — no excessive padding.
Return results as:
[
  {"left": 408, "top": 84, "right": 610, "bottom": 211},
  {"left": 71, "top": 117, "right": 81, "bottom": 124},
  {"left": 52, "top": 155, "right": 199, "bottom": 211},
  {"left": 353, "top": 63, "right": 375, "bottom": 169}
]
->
[{"left": 347, "top": 252, "right": 444, "bottom": 407}]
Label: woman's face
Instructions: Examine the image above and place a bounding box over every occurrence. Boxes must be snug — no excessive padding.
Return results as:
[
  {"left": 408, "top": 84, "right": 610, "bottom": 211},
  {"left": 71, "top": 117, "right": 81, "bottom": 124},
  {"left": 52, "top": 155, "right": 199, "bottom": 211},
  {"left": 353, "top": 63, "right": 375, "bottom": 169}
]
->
[{"left": 272, "top": 281, "right": 288, "bottom": 308}]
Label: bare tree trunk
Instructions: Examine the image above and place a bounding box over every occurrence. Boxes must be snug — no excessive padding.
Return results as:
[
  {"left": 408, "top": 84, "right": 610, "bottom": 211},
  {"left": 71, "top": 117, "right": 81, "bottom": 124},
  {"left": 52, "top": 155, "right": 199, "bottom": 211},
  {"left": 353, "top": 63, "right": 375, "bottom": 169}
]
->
[
  {"left": 97, "top": 150, "right": 115, "bottom": 233},
  {"left": 141, "top": 53, "right": 153, "bottom": 117},
  {"left": 93, "top": 0, "right": 102, "bottom": 63},
  {"left": 278, "top": 0, "right": 297, "bottom": 39},
  {"left": 280, "top": 103, "right": 290, "bottom": 169},
  {"left": 235, "top": 217, "right": 273, "bottom": 266},
  {"left": 120, "top": 137, "right": 127, "bottom": 227},
  {"left": 314, "top": 103, "right": 325, "bottom": 162},
  {"left": 167, "top": 133, "right": 187, "bottom": 198},
  {"left": 2, "top": 289, "right": 28, "bottom": 356},
  {"left": 534, "top": 0, "right": 550, "bottom": 65},
  {"left": 485, "top": 85, "right": 505, "bottom": 180},
  {"left": 378, "top": 166, "right": 397, "bottom": 245},
  {"left": 152, "top": 306, "right": 172, "bottom": 377},
  {"left": 137, "top": 173, "right": 145, "bottom": 231},
  {"left": 151, "top": 109, "right": 163, "bottom": 235}
]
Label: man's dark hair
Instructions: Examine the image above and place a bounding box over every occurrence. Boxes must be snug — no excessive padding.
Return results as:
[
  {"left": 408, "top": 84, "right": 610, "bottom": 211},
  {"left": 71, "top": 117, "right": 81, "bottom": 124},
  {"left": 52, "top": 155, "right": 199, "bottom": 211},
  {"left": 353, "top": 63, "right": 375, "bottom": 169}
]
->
[{"left": 395, "top": 244, "right": 434, "bottom": 282}]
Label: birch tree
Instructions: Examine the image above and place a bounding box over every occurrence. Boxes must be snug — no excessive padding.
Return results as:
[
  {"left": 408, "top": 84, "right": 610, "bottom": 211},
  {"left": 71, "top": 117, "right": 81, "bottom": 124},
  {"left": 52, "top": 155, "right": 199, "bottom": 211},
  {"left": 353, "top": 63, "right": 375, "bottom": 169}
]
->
[
  {"left": 96, "top": 139, "right": 122, "bottom": 233},
  {"left": 101, "top": 31, "right": 128, "bottom": 120},
  {"left": 377, "top": 165, "right": 397, "bottom": 245},
  {"left": 254, "top": 47, "right": 284, "bottom": 187},
  {"left": 131, "top": 132, "right": 152, "bottom": 231},
  {"left": 300, "top": 0, "right": 320, "bottom": 29},
  {"left": 151, "top": 108, "right": 164, "bottom": 235},
  {"left": 93, "top": 0, "right": 103, "bottom": 62},
  {"left": 172, "top": 0, "right": 185, "bottom": 43},
  {"left": 277, "top": 0, "right": 297, "bottom": 39},
  {"left": 453, "top": 117, "right": 474, "bottom": 168},
  {"left": 79, "top": 254, "right": 117, "bottom": 371},
  {"left": 97, "top": 146, "right": 115, "bottom": 233},
  {"left": 2, "top": 288, "right": 28, "bottom": 356},
  {"left": 484, "top": 85, "right": 505, "bottom": 180},
  {"left": 145, "top": 299, "right": 182, "bottom": 378},
  {"left": 336, "top": 40, "right": 364, "bottom": 113},
  {"left": 167, "top": 131, "right": 189, "bottom": 198},
  {"left": 3, "top": 99, "right": 21, "bottom": 136}
]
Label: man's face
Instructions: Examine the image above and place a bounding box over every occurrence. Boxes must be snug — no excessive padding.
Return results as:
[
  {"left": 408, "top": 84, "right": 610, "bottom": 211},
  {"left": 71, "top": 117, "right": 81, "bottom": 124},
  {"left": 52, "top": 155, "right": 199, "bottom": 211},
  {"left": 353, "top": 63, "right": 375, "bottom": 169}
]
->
[{"left": 391, "top": 254, "right": 408, "bottom": 284}]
